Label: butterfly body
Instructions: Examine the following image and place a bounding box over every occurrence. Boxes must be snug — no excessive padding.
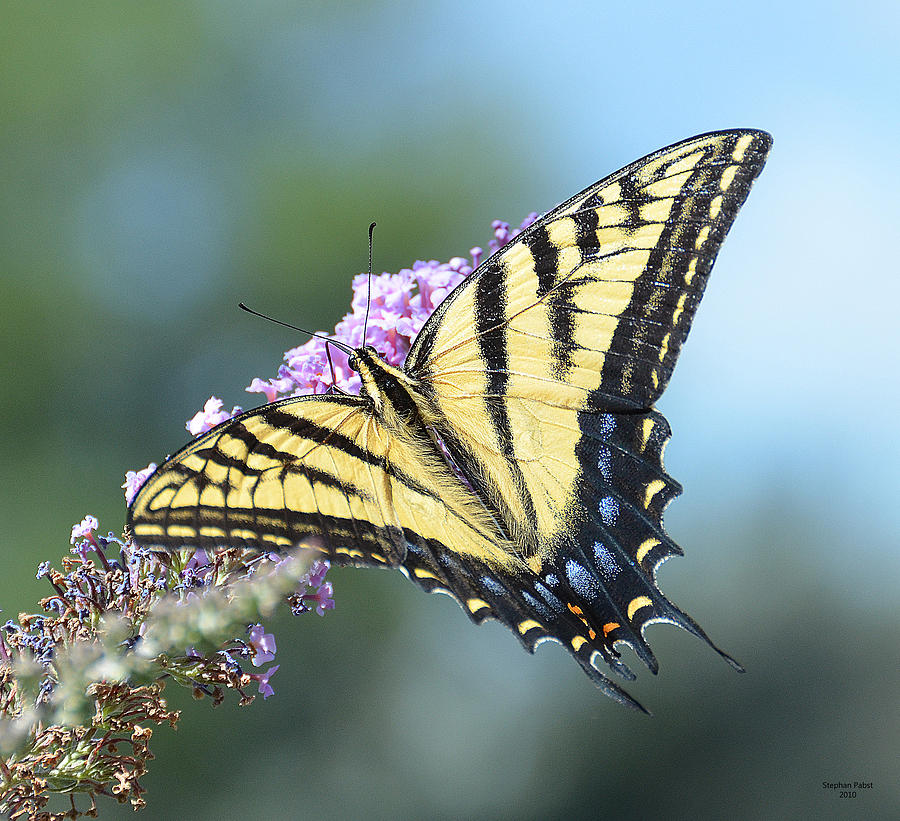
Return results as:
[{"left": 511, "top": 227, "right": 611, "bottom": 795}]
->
[{"left": 129, "top": 130, "right": 772, "bottom": 709}]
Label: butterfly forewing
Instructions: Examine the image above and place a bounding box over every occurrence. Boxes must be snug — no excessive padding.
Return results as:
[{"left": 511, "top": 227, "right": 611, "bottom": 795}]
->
[
  {"left": 129, "top": 394, "right": 527, "bottom": 571},
  {"left": 129, "top": 396, "right": 405, "bottom": 563},
  {"left": 402, "top": 130, "right": 770, "bottom": 545},
  {"left": 407, "top": 130, "right": 771, "bottom": 408}
]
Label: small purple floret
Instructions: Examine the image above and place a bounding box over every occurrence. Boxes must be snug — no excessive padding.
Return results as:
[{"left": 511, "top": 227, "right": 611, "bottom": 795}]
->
[
  {"left": 247, "top": 623, "right": 277, "bottom": 667},
  {"left": 70, "top": 515, "right": 99, "bottom": 545},
  {"left": 255, "top": 664, "right": 280, "bottom": 699},
  {"left": 309, "top": 581, "right": 335, "bottom": 616},
  {"left": 186, "top": 397, "right": 243, "bottom": 436},
  {"left": 304, "top": 559, "right": 330, "bottom": 589},
  {"left": 123, "top": 463, "right": 158, "bottom": 505}
]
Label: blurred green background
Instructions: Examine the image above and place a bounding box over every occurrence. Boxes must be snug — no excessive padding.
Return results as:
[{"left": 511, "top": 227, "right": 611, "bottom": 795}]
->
[{"left": 2, "top": 2, "right": 897, "bottom": 819}]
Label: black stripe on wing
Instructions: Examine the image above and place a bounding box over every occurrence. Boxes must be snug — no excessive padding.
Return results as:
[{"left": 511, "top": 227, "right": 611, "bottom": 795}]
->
[
  {"left": 525, "top": 225, "right": 577, "bottom": 377},
  {"left": 131, "top": 505, "right": 399, "bottom": 568},
  {"left": 472, "top": 260, "right": 539, "bottom": 531}
]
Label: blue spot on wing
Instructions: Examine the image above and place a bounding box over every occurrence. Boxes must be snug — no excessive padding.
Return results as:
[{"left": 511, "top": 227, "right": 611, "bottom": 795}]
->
[
  {"left": 522, "top": 590, "right": 554, "bottom": 621},
  {"left": 597, "top": 445, "right": 613, "bottom": 481},
  {"left": 565, "top": 560, "right": 600, "bottom": 599},
  {"left": 599, "top": 495, "right": 619, "bottom": 525},
  {"left": 533, "top": 581, "right": 563, "bottom": 610},
  {"left": 592, "top": 541, "right": 620, "bottom": 581},
  {"left": 480, "top": 575, "right": 506, "bottom": 596}
]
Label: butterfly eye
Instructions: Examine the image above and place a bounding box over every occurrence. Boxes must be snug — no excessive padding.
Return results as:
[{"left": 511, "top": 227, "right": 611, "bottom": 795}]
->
[{"left": 347, "top": 354, "right": 359, "bottom": 372}]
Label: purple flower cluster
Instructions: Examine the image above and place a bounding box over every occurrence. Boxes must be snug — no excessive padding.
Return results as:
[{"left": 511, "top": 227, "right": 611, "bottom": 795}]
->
[
  {"left": 246, "top": 255, "right": 474, "bottom": 401},
  {"left": 1, "top": 515, "right": 329, "bottom": 816},
  {"left": 288, "top": 559, "right": 335, "bottom": 617},
  {"left": 244, "top": 212, "right": 537, "bottom": 403},
  {"left": 487, "top": 214, "right": 538, "bottom": 257},
  {"left": 10, "top": 511, "right": 334, "bottom": 715}
]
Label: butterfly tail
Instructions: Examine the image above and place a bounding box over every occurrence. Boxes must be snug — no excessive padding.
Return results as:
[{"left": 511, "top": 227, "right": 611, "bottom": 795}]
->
[
  {"left": 399, "top": 535, "right": 651, "bottom": 712},
  {"left": 540, "top": 408, "right": 743, "bottom": 680}
]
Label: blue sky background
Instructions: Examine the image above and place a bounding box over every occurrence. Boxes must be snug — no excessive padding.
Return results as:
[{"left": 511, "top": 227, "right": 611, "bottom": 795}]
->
[{"left": 1, "top": 2, "right": 897, "bottom": 818}]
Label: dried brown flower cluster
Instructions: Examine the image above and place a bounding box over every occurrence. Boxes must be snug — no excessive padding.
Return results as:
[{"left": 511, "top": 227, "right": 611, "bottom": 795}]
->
[{"left": 0, "top": 524, "right": 331, "bottom": 819}]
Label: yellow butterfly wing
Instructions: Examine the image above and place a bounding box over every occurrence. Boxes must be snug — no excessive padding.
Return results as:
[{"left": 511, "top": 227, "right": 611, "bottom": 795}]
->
[
  {"left": 407, "top": 130, "right": 771, "bottom": 408},
  {"left": 402, "top": 129, "right": 772, "bottom": 675},
  {"left": 129, "top": 395, "right": 507, "bottom": 570},
  {"left": 130, "top": 396, "right": 397, "bottom": 562}
]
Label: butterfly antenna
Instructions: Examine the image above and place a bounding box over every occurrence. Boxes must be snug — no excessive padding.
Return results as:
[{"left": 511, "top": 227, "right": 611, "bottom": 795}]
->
[
  {"left": 362, "top": 221, "right": 376, "bottom": 347},
  {"left": 237, "top": 302, "right": 354, "bottom": 356}
]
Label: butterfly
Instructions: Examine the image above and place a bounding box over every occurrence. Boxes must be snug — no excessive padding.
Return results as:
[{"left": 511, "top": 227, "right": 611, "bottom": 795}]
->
[{"left": 128, "top": 129, "right": 772, "bottom": 710}]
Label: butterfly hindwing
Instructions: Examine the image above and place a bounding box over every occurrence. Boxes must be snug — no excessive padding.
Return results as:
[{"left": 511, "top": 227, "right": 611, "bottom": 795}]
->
[{"left": 398, "top": 532, "right": 651, "bottom": 709}]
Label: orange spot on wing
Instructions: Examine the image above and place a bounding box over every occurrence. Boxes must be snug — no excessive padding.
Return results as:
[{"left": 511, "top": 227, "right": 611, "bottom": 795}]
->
[{"left": 568, "top": 602, "right": 598, "bottom": 641}]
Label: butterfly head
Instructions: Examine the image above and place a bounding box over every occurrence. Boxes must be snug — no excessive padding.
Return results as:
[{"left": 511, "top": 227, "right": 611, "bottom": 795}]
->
[
  {"left": 347, "top": 344, "right": 437, "bottom": 432},
  {"left": 346, "top": 345, "right": 380, "bottom": 376}
]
